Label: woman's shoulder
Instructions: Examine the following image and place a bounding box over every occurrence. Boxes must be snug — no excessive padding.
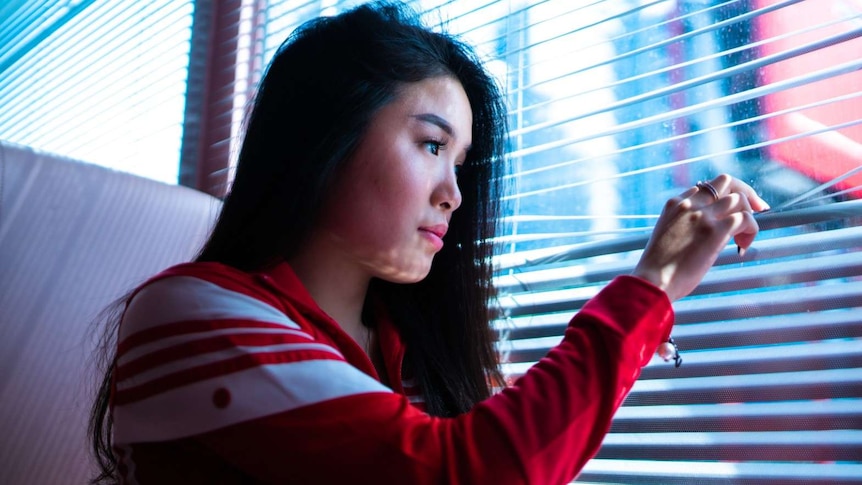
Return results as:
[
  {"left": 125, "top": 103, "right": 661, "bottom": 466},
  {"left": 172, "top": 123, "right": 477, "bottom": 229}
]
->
[
  {"left": 110, "top": 262, "right": 378, "bottom": 446},
  {"left": 119, "top": 261, "right": 305, "bottom": 343},
  {"left": 133, "top": 261, "right": 262, "bottom": 295}
]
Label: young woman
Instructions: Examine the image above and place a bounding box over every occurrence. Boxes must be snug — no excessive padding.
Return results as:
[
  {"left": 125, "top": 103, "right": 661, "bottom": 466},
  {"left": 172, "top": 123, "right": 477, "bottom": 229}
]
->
[{"left": 90, "top": 1, "right": 769, "bottom": 483}]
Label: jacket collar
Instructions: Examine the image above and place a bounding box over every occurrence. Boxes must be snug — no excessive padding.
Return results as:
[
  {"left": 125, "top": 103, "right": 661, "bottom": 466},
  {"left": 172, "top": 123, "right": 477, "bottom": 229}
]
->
[{"left": 261, "top": 262, "right": 408, "bottom": 393}]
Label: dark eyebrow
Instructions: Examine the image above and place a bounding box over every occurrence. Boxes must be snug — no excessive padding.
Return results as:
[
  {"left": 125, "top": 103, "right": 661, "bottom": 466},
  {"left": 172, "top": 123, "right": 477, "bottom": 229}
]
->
[
  {"left": 411, "top": 113, "right": 453, "bottom": 136},
  {"left": 411, "top": 113, "right": 472, "bottom": 152}
]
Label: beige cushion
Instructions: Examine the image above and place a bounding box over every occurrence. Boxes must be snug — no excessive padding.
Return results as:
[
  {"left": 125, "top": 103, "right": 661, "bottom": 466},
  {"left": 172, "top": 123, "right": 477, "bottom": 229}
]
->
[{"left": 0, "top": 140, "right": 220, "bottom": 484}]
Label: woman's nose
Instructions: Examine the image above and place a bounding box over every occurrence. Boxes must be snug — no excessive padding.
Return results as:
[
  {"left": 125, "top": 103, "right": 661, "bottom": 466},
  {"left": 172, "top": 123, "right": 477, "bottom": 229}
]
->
[{"left": 434, "top": 168, "right": 462, "bottom": 212}]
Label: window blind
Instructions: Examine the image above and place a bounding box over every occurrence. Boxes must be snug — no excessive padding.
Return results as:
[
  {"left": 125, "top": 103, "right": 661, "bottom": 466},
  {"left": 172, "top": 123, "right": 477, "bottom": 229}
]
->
[
  {"left": 0, "top": 0, "right": 195, "bottom": 184},
  {"left": 498, "top": 201, "right": 862, "bottom": 483},
  {"left": 258, "top": 0, "right": 862, "bottom": 483}
]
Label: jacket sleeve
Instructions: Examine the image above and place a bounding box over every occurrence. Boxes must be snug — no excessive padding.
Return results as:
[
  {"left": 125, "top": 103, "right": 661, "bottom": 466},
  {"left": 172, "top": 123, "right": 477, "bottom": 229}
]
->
[{"left": 114, "top": 274, "right": 673, "bottom": 485}]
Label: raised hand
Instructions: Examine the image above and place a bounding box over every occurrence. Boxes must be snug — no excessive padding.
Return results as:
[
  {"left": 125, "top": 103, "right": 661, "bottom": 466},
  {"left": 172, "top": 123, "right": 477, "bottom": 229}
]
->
[{"left": 632, "top": 174, "right": 770, "bottom": 302}]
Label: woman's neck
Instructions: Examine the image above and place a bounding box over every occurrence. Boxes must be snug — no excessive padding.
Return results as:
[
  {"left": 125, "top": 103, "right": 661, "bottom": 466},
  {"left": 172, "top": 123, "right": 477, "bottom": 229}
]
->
[{"left": 287, "top": 243, "right": 371, "bottom": 349}]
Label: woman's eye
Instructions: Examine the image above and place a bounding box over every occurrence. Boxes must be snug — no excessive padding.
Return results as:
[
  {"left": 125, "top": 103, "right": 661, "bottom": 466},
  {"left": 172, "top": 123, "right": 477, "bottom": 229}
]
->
[{"left": 424, "top": 140, "right": 445, "bottom": 156}]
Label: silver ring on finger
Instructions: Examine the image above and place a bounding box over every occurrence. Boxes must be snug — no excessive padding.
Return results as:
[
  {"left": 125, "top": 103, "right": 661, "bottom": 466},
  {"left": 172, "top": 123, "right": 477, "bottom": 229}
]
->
[{"left": 696, "top": 180, "right": 719, "bottom": 202}]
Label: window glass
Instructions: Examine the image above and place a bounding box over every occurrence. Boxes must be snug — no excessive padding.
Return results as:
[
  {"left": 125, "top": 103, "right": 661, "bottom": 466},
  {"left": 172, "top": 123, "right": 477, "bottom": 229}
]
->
[{"left": 0, "top": 0, "right": 195, "bottom": 184}]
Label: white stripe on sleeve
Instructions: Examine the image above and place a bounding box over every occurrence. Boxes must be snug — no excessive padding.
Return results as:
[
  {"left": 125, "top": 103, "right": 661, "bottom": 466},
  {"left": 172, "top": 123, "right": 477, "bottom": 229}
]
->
[
  {"left": 113, "top": 359, "right": 393, "bottom": 444},
  {"left": 116, "top": 342, "right": 345, "bottom": 391},
  {"left": 119, "top": 276, "right": 301, "bottom": 343}
]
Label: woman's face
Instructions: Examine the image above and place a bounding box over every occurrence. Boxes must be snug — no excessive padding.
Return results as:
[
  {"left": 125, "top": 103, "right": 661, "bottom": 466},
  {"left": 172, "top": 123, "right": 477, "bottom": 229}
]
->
[{"left": 310, "top": 75, "right": 473, "bottom": 284}]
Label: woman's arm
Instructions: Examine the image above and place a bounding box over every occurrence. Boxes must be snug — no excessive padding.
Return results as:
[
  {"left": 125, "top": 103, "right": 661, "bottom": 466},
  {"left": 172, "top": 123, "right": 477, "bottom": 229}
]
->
[{"left": 115, "top": 272, "right": 669, "bottom": 484}]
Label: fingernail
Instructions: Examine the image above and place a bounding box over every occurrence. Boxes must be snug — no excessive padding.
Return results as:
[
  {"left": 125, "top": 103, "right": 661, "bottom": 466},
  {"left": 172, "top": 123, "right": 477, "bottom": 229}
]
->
[{"left": 738, "top": 245, "right": 746, "bottom": 257}]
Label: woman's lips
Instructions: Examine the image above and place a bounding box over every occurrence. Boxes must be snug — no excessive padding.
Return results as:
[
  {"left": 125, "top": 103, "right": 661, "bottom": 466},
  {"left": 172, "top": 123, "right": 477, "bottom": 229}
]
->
[{"left": 419, "top": 224, "right": 447, "bottom": 250}]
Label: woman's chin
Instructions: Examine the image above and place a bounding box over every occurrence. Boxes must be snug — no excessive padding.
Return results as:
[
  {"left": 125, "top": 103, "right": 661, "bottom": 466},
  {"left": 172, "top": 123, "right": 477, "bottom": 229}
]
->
[{"left": 375, "top": 263, "right": 432, "bottom": 284}]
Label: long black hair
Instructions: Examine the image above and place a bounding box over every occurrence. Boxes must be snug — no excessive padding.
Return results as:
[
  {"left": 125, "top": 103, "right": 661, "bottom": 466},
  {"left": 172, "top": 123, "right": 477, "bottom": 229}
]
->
[{"left": 90, "top": 1, "right": 508, "bottom": 481}]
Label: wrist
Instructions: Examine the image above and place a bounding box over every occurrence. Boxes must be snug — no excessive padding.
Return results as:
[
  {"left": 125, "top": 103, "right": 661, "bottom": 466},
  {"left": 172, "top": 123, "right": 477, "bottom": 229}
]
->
[{"left": 630, "top": 268, "right": 673, "bottom": 300}]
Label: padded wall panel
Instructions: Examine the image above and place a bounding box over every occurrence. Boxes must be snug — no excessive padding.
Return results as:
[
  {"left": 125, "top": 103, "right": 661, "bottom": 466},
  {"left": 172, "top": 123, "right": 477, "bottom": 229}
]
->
[{"left": 0, "top": 140, "right": 220, "bottom": 484}]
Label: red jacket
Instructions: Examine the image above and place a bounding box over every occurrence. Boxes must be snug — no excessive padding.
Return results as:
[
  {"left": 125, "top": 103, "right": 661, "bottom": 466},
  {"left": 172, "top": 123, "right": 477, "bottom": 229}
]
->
[{"left": 112, "top": 261, "right": 673, "bottom": 484}]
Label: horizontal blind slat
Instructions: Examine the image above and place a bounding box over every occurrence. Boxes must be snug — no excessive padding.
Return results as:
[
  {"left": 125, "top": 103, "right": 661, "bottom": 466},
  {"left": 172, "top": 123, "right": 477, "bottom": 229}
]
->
[{"left": 579, "top": 458, "right": 862, "bottom": 484}]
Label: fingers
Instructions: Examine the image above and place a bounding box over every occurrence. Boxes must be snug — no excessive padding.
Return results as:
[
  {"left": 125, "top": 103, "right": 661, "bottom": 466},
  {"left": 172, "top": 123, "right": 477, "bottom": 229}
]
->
[
  {"left": 732, "top": 210, "right": 759, "bottom": 251},
  {"left": 715, "top": 207, "right": 759, "bottom": 251},
  {"left": 635, "top": 174, "right": 769, "bottom": 301},
  {"left": 691, "top": 180, "right": 720, "bottom": 207},
  {"left": 686, "top": 174, "right": 767, "bottom": 252},
  {"left": 710, "top": 191, "right": 753, "bottom": 219},
  {"left": 709, "top": 174, "right": 771, "bottom": 212}
]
